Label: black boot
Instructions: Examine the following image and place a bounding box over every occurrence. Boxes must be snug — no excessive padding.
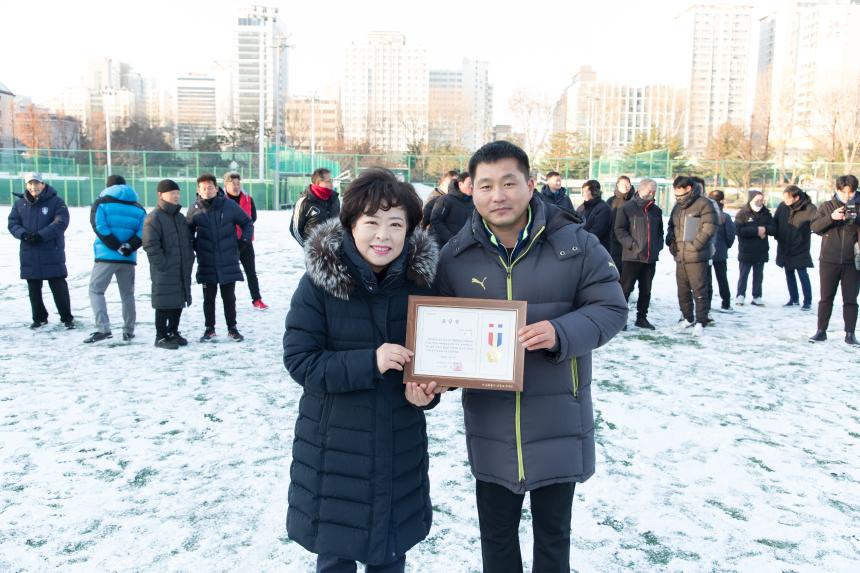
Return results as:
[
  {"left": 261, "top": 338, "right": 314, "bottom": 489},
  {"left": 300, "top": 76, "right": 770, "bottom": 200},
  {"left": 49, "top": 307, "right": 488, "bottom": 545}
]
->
[
  {"left": 634, "top": 316, "right": 656, "bottom": 330},
  {"left": 808, "top": 330, "right": 827, "bottom": 343},
  {"left": 845, "top": 332, "right": 859, "bottom": 346}
]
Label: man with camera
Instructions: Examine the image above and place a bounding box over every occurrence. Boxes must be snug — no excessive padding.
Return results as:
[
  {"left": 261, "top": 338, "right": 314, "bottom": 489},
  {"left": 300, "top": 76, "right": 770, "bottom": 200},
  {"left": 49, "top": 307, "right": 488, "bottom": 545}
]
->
[{"left": 809, "top": 175, "right": 860, "bottom": 345}]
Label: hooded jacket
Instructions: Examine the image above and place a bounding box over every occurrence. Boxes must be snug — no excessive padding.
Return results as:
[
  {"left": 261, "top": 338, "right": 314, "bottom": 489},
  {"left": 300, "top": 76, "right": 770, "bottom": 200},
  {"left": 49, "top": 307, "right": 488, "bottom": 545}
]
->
[
  {"left": 186, "top": 194, "right": 253, "bottom": 284},
  {"left": 284, "top": 220, "right": 439, "bottom": 565},
  {"left": 735, "top": 202, "right": 775, "bottom": 264},
  {"left": 90, "top": 184, "right": 146, "bottom": 264},
  {"left": 773, "top": 193, "right": 817, "bottom": 269},
  {"left": 142, "top": 199, "right": 195, "bottom": 309},
  {"left": 666, "top": 188, "right": 718, "bottom": 263},
  {"left": 811, "top": 192, "right": 860, "bottom": 265},
  {"left": 436, "top": 197, "right": 627, "bottom": 493}
]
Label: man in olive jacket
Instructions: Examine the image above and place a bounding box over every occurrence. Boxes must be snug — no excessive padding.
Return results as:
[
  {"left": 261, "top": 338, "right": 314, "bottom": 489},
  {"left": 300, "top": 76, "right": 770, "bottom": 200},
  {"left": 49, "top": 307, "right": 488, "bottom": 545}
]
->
[
  {"left": 666, "top": 175, "right": 718, "bottom": 335},
  {"left": 435, "top": 141, "right": 628, "bottom": 573}
]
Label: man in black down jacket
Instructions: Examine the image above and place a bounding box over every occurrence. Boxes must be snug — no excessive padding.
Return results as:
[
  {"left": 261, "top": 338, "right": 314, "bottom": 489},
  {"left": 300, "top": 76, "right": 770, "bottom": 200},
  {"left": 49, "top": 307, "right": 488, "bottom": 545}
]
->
[
  {"left": 142, "top": 179, "right": 195, "bottom": 349},
  {"left": 734, "top": 191, "right": 775, "bottom": 307},
  {"left": 773, "top": 185, "right": 817, "bottom": 310},
  {"left": 7, "top": 172, "right": 75, "bottom": 329},
  {"left": 436, "top": 141, "right": 627, "bottom": 573},
  {"left": 427, "top": 171, "right": 474, "bottom": 247},
  {"left": 577, "top": 179, "right": 612, "bottom": 253},
  {"left": 809, "top": 175, "right": 860, "bottom": 345},
  {"left": 614, "top": 178, "right": 664, "bottom": 329},
  {"left": 290, "top": 168, "right": 340, "bottom": 246},
  {"left": 187, "top": 173, "right": 253, "bottom": 342},
  {"left": 609, "top": 175, "right": 635, "bottom": 277},
  {"left": 538, "top": 170, "right": 574, "bottom": 212},
  {"left": 666, "top": 176, "right": 718, "bottom": 335},
  {"left": 422, "top": 169, "right": 458, "bottom": 227},
  {"left": 707, "top": 190, "right": 736, "bottom": 312}
]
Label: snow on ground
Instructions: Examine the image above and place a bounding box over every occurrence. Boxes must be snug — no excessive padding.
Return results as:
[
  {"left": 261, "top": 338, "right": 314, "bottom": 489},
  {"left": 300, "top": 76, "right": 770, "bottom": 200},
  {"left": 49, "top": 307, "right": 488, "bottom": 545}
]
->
[{"left": 0, "top": 206, "right": 858, "bottom": 572}]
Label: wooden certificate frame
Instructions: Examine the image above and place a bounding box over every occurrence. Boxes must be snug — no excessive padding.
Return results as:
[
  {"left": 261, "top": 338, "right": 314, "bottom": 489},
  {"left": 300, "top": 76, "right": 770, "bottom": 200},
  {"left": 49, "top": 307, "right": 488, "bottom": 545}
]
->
[{"left": 404, "top": 296, "right": 527, "bottom": 391}]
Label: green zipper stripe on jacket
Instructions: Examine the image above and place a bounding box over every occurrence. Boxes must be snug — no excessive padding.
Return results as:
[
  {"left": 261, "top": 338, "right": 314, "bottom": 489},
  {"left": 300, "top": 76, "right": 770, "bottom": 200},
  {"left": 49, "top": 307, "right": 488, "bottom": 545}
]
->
[
  {"left": 496, "top": 225, "right": 546, "bottom": 483},
  {"left": 571, "top": 357, "right": 579, "bottom": 398}
]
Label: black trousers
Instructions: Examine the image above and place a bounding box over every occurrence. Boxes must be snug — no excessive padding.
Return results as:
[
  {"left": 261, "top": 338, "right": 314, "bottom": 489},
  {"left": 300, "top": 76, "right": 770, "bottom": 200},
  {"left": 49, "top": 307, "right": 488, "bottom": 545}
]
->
[
  {"left": 785, "top": 267, "right": 812, "bottom": 306},
  {"left": 676, "top": 262, "right": 710, "bottom": 325},
  {"left": 202, "top": 282, "right": 237, "bottom": 329},
  {"left": 239, "top": 242, "right": 262, "bottom": 301},
  {"left": 737, "top": 262, "right": 764, "bottom": 299},
  {"left": 620, "top": 261, "right": 656, "bottom": 319},
  {"left": 817, "top": 262, "right": 860, "bottom": 332},
  {"left": 476, "top": 479, "right": 576, "bottom": 573},
  {"left": 27, "top": 278, "right": 73, "bottom": 323},
  {"left": 155, "top": 308, "right": 183, "bottom": 339},
  {"left": 710, "top": 261, "right": 731, "bottom": 309}
]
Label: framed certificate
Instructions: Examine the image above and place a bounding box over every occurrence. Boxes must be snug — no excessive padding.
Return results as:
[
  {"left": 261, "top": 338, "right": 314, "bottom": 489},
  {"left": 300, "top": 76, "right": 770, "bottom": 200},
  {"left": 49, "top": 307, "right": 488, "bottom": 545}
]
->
[{"left": 404, "top": 296, "right": 527, "bottom": 391}]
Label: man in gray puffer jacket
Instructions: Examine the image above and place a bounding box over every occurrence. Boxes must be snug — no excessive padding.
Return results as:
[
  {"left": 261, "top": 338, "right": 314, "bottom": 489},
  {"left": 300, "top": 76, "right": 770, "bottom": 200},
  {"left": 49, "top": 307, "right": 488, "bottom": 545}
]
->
[
  {"left": 436, "top": 141, "right": 627, "bottom": 573},
  {"left": 665, "top": 176, "right": 718, "bottom": 334}
]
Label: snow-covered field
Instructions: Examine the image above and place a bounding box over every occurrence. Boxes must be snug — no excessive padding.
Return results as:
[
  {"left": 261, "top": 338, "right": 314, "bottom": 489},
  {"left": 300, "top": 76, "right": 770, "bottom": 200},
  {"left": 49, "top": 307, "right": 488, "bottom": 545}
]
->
[{"left": 1, "top": 206, "right": 858, "bottom": 572}]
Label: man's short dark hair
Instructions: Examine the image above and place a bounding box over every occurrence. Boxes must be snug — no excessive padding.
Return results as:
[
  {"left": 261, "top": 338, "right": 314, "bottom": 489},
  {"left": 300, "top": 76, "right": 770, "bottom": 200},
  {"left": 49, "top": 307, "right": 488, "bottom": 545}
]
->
[
  {"left": 440, "top": 170, "right": 459, "bottom": 185},
  {"left": 709, "top": 189, "right": 725, "bottom": 203},
  {"left": 582, "top": 179, "right": 601, "bottom": 198},
  {"left": 106, "top": 174, "right": 126, "bottom": 187},
  {"left": 196, "top": 173, "right": 217, "bottom": 186},
  {"left": 546, "top": 171, "right": 561, "bottom": 179},
  {"left": 340, "top": 168, "right": 424, "bottom": 235},
  {"left": 783, "top": 185, "right": 803, "bottom": 198},
  {"left": 673, "top": 176, "right": 696, "bottom": 190},
  {"left": 312, "top": 168, "right": 332, "bottom": 184},
  {"left": 468, "top": 140, "right": 530, "bottom": 182},
  {"left": 836, "top": 174, "right": 859, "bottom": 193}
]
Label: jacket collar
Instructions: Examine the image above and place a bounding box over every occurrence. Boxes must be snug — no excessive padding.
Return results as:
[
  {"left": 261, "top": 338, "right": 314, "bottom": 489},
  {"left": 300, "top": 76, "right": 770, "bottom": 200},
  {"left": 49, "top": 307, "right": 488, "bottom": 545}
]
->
[{"left": 304, "top": 218, "right": 438, "bottom": 301}]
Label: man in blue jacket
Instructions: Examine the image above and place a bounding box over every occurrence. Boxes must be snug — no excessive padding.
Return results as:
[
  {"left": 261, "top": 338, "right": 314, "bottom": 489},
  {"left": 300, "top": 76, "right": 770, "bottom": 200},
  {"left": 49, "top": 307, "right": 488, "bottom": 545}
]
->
[
  {"left": 7, "top": 172, "right": 76, "bottom": 329},
  {"left": 436, "top": 141, "right": 627, "bottom": 573},
  {"left": 83, "top": 176, "right": 147, "bottom": 343}
]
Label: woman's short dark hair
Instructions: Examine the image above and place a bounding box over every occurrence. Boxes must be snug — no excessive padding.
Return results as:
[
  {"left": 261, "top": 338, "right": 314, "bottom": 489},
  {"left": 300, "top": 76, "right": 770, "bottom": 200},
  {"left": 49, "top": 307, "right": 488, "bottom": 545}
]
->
[
  {"left": 312, "top": 168, "right": 331, "bottom": 184},
  {"left": 836, "top": 174, "right": 859, "bottom": 192},
  {"left": 340, "top": 168, "right": 423, "bottom": 235}
]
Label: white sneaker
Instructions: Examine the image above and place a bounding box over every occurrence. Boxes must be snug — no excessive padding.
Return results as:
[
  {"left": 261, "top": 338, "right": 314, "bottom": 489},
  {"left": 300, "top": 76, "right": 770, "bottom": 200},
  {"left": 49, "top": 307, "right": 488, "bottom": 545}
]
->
[
  {"left": 736, "top": 295, "right": 745, "bottom": 306},
  {"left": 676, "top": 318, "right": 695, "bottom": 331},
  {"left": 751, "top": 297, "right": 765, "bottom": 306},
  {"left": 692, "top": 323, "right": 705, "bottom": 337},
  {"left": 718, "top": 306, "right": 734, "bottom": 313}
]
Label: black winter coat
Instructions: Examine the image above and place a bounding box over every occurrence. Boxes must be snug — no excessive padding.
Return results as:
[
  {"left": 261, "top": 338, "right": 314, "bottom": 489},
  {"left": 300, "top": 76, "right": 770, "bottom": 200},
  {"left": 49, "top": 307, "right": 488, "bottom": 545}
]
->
[
  {"left": 284, "top": 220, "right": 439, "bottom": 565},
  {"left": 614, "top": 196, "right": 664, "bottom": 264},
  {"left": 421, "top": 188, "right": 445, "bottom": 228},
  {"left": 712, "top": 210, "right": 736, "bottom": 263},
  {"left": 7, "top": 186, "right": 70, "bottom": 280},
  {"left": 773, "top": 195, "right": 817, "bottom": 269},
  {"left": 186, "top": 194, "right": 253, "bottom": 284},
  {"left": 609, "top": 189, "right": 634, "bottom": 258},
  {"left": 666, "top": 190, "right": 718, "bottom": 263},
  {"left": 811, "top": 194, "right": 860, "bottom": 264},
  {"left": 577, "top": 197, "right": 612, "bottom": 252},
  {"left": 142, "top": 200, "right": 195, "bottom": 309},
  {"left": 735, "top": 204, "right": 775, "bottom": 264},
  {"left": 538, "top": 185, "right": 574, "bottom": 213},
  {"left": 290, "top": 186, "right": 340, "bottom": 246},
  {"left": 428, "top": 184, "right": 474, "bottom": 247}
]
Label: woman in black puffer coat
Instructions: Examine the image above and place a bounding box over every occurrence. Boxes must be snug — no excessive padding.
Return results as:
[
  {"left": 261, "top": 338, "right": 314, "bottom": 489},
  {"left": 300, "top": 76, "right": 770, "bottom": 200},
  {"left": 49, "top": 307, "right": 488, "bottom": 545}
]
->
[{"left": 283, "top": 168, "right": 440, "bottom": 572}]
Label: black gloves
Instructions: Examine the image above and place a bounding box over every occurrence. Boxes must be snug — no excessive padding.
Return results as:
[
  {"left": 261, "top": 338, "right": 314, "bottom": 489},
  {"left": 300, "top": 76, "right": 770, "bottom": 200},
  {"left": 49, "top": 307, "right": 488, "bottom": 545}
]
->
[
  {"left": 22, "top": 232, "right": 43, "bottom": 244},
  {"left": 118, "top": 243, "right": 133, "bottom": 257}
]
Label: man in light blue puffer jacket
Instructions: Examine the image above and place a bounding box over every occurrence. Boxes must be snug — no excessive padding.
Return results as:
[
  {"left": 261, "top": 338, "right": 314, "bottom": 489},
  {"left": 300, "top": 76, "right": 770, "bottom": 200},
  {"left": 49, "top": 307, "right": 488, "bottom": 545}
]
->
[{"left": 83, "top": 176, "right": 147, "bottom": 343}]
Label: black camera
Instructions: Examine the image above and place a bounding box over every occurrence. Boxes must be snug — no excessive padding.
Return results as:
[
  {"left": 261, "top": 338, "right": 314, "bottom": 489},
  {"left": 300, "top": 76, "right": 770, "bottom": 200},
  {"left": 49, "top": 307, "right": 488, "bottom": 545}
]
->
[{"left": 846, "top": 203, "right": 858, "bottom": 222}]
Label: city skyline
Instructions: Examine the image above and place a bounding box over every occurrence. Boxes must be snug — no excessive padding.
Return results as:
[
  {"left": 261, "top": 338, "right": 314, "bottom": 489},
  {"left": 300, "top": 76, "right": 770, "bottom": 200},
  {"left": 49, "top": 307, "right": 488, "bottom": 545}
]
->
[{"left": 5, "top": 0, "right": 781, "bottom": 128}]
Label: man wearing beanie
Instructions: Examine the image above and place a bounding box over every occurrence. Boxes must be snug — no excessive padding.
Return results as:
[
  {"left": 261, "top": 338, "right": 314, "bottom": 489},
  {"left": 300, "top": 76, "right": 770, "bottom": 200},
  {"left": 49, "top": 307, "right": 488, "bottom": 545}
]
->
[
  {"left": 83, "top": 179, "right": 147, "bottom": 343},
  {"left": 289, "top": 167, "right": 339, "bottom": 246},
  {"left": 223, "top": 171, "right": 268, "bottom": 310},
  {"left": 734, "top": 190, "right": 774, "bottom": 307},
  {"left": 187, "top": 173, "right": 253, "bottom": 342},
  {"left": 142, "top": 179, "right": 195, "bottom": 349}
]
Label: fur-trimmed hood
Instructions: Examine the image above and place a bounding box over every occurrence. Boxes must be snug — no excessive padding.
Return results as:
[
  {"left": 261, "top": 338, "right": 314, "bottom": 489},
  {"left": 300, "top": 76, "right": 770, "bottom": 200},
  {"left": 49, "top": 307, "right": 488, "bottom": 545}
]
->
[{"left": 304, "top": 218, "right": 438, "bottom": 300}]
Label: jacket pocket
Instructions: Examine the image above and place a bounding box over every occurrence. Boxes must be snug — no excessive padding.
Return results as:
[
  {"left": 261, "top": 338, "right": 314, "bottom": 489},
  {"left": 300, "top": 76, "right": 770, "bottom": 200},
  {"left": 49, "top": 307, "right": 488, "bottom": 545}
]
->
[{"left": 570, "top": 358, "right": 580, "bottom": 400}]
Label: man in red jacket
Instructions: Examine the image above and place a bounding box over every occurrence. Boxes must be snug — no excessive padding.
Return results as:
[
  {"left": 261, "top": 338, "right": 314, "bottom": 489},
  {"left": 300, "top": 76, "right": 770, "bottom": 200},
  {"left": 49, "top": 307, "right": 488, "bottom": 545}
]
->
[{"left": 224, "top": 172, "right": 268, "bottom": 310}]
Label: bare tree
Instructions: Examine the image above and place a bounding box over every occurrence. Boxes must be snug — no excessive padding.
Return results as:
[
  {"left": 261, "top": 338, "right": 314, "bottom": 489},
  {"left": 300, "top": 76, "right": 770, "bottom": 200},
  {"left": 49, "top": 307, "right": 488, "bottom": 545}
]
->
[
  {"left": 508, "top": 90, "right": 553, "bottom": 159},
  {"left": 14, "top": 103, "right": 52, "bottom": 153},
  {"left": 284, "top": 103, "right": 310, "bottom": 150},
  {"left": 814, "top": 87, "right": 860, "bottom": 170}
]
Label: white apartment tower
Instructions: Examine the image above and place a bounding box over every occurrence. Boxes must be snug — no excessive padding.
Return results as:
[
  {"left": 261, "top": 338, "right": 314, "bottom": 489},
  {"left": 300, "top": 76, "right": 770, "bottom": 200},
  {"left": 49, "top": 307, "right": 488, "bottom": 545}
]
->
[
  {"left": 175, "top": 74, "right": 217, "bottom": 149},
  {"left": 340, "top": 32, "right": 429, "bottom": 152},
  {"left": 232, "top": 5, "right": 288, "bottom": 133},
  {"left": 429, "top": 59, "right": 493, "bottom": 151},
  {"left": 674, "top": 4, "right": 754, "bottom": 154}
]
